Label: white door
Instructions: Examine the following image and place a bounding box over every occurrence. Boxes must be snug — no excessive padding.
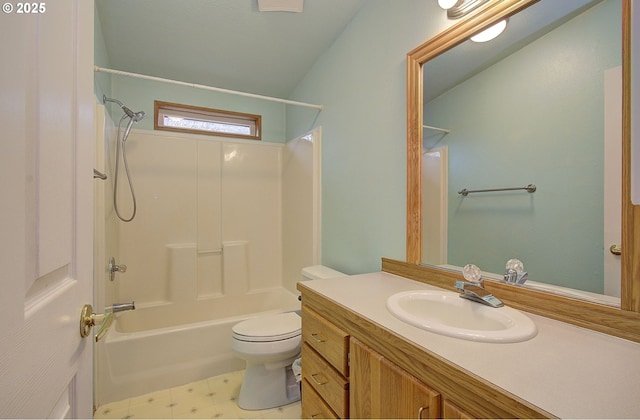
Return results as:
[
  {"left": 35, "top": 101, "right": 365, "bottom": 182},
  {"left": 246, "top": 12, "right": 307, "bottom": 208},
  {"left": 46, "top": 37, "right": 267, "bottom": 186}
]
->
[{"left": 0, "top": 1, "right": 95, "bottom": 418}]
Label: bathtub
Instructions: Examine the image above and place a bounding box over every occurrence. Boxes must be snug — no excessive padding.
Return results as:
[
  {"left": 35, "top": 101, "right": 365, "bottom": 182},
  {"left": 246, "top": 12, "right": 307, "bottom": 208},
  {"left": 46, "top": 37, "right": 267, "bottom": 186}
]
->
[{"left": 99, "top": 288, "right": 300, "bottom": 404}]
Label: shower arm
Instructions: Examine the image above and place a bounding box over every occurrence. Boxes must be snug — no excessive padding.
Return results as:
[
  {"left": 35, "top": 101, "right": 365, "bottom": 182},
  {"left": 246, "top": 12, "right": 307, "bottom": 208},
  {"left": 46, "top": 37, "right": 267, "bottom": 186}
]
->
[
  {"left": 103, "top": 95, "right": 145, "bottom": 122},
  {"left": 103, "top": 94, "right": 124, "bottom": 107}
]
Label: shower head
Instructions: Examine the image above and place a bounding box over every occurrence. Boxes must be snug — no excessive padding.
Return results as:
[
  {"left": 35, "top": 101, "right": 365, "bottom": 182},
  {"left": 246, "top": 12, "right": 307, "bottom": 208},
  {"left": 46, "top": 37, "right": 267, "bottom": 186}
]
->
[
  {"left": 132, "top": 110, "right": 145, "bottom": 122},
  {"left": 122, "top": 106, "right": 145, "bottom": 122}
]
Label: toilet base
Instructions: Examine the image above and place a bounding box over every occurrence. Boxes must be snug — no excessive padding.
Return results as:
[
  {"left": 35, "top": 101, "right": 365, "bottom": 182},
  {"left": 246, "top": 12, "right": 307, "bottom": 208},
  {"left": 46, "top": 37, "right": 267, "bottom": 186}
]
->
[{"left": 237, "top": 363, "right": 301, "bottom": 410}]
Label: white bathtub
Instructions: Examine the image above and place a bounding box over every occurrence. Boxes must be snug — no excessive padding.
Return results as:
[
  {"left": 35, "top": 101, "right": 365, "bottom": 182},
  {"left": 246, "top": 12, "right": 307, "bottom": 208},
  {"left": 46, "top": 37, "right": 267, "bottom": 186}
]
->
[{"left": 99, "top": 288, "right": 300, "bottom": 404}]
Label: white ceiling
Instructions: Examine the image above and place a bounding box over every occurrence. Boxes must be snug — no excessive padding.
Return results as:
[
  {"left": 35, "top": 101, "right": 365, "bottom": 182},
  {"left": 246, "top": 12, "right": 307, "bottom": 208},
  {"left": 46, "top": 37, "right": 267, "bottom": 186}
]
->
[{"left": 96, "top": 0, "right": 367, "bottom": 98}]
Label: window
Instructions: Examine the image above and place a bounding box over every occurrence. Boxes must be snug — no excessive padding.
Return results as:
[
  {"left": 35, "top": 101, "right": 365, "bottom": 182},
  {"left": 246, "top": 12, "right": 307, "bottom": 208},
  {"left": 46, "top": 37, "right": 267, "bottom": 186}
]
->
[{"left": 154, "top": 101, "right": 262, "bottom": 140}]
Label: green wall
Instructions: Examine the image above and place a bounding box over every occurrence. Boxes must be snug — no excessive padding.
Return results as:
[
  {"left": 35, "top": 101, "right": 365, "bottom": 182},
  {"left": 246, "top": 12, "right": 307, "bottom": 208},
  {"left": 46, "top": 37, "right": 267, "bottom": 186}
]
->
[{"left": 286, "top": 0, "right": 452, "bottom": 274}]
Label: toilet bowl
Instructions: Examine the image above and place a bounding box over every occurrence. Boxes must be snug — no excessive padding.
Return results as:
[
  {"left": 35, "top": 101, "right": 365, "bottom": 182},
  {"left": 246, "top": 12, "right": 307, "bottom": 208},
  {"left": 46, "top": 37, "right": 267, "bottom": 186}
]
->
[
  {"left": 231, "top": 265, "right": 347, "bottom": 410},
  {"left": 231, "top": 312, "right": 302, "bottom": 410}
]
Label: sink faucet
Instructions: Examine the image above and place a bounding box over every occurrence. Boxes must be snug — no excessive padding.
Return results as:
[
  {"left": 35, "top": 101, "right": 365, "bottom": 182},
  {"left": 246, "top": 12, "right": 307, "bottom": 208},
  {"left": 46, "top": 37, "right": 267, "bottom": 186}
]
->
[
  {"left": 503, "top": 269, "right": 528, "bottom": 285},
  {"left": 455, "top": 281, "right": 504, "bottom": 308},
  {"left": 110, "top": 301, "right": 135, "bottom": 313},
  {"left": 503, "top": 258, "right": 528, "bottom": 285}
]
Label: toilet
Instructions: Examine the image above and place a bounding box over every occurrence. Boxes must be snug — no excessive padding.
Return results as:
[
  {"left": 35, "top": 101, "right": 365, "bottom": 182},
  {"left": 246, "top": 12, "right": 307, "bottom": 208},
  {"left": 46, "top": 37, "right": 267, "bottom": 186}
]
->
[{"left": 231, "top": 265, "right": 346, "bottom": 410}]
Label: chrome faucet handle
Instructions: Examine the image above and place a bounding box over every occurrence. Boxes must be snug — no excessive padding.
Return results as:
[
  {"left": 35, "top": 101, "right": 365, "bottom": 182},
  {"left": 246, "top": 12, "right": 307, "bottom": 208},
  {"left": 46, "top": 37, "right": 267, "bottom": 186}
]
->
[
  {"left": 462, "top": 263, "right": 483, "bottom": 286},
  {"left": 109, "top": 257, "right": 127, "bottom": 281}
]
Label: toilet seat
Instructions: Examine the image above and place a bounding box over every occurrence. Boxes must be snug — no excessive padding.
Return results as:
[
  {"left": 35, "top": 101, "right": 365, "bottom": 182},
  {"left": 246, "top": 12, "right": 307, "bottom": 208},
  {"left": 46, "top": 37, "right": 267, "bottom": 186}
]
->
[{"left": 232, "top": 312, "right": 301, "bottom": 342}]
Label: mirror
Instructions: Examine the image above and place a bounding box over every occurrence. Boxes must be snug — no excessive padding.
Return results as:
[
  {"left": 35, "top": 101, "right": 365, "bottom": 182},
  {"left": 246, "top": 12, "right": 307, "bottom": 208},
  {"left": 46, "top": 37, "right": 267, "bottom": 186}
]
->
[
  {"left": 414, "top": 0, "right": 623, "bottom": 305},
  {"left": 407, "top": 0, "right": 640, "bottom": 338}
]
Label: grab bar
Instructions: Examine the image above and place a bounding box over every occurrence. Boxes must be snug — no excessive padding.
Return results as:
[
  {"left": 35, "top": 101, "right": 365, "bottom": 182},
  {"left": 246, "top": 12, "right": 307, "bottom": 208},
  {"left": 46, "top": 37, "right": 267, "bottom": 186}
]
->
[
  {"left": 94, "top": 169, "right": 108, "bottom": 180},
  {"left": 458, "top": 183, "right": 536, "bottom": 196}
]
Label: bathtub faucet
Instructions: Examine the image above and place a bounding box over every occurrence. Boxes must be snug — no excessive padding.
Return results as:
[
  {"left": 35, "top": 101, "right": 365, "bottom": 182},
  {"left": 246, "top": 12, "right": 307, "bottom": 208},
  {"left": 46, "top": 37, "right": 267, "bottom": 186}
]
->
[{"left": 111, "top": 301, "right": 136, "bottom": 313}]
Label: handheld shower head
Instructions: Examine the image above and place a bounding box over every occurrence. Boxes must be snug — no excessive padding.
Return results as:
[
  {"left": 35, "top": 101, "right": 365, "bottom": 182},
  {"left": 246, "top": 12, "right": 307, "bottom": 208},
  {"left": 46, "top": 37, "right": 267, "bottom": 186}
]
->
[
  {"left": 106, "top": 95, "right": 145, "bottom": 223},
  {"left": 122, "top": 113, "right": 144, "bottom": 140},
  {"left": 132, "top": 109, "right": 146, "bottom": 122},
  {"left": 121, "top": 108, "right": 145, "bottom": 141},
  {"left": 121, "top": 105, "right": 135, "bottom": 119},
  {"left": 122, "top": 106, "right": 145, "bottom": 122}
]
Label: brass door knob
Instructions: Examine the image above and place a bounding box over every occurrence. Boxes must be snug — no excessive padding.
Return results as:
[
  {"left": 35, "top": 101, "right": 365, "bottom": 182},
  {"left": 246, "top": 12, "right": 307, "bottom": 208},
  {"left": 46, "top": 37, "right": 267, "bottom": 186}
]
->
[
  {"left": 609, "top": 244, "right": 622, "bottom": 255},
  {"left": 79, "top": 304, "right": 113, "bottom": 342}
]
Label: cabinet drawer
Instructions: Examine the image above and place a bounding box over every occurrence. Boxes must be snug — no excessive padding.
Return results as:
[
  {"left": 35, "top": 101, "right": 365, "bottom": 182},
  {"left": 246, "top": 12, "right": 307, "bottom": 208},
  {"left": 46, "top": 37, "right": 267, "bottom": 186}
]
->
[
  {"left": 302, "top": 306, "right": 350, "bottom": 376},
  {"left": 302, "top": 378, "right": 339, "bottom": 419},
  {"left": 302, "top": 343, "right": 349, "bottom": 418}
]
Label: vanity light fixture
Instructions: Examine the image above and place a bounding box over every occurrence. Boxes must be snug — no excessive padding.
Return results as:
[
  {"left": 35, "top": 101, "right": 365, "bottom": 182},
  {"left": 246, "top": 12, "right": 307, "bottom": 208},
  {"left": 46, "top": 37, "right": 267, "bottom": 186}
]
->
[
  {"left": 470, "top": 19, "right": 508, "bottom": 42},
  {"left": 436, "top": 0, "right": 507, "bottom": 42}
]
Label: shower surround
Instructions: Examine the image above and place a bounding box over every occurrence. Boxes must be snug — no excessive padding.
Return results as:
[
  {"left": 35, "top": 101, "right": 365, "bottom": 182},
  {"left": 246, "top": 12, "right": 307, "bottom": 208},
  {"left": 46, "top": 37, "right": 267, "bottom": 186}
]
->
[
  {"left": 94, "top": 105, "right": 317, "bottom": 404},
  {"left": 114, "top": 130, "right": 286, "bottom": 301}
]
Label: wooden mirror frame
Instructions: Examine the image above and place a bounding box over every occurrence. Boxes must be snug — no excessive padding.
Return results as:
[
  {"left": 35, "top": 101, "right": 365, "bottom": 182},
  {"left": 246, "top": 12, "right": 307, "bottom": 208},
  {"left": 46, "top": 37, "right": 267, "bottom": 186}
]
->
[{"left": 402, "top": 0, "right": 640, "bottom": 342}]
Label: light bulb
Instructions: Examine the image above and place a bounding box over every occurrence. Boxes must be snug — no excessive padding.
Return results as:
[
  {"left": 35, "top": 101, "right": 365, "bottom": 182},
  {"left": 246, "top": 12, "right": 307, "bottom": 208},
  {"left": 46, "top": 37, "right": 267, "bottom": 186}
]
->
[
  {"left": 471, "top": 19, "right": 507, "bottom": 43},
  {"left": 438, "top": 0, "right": 459, "bottom": 10}
]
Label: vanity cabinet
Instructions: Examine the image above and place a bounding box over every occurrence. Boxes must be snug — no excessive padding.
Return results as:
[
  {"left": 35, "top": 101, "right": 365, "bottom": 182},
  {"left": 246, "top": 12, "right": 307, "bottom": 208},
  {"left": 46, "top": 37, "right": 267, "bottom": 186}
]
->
[
  {"left": 350, "top": 337, "right": 441, "bottom": 419},
  {"left": 299, "top": 282, "right": 552, "bottom": 419},
  {"left": 301, "top": 306, "right": 350, "bottom": 418}
]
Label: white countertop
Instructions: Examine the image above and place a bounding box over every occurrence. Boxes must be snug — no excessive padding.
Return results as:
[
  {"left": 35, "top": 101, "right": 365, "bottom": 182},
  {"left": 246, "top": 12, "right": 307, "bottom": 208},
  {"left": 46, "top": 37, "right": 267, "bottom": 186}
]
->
[{"left": 302, "top": 272, "right": 640, "bottom": 419}]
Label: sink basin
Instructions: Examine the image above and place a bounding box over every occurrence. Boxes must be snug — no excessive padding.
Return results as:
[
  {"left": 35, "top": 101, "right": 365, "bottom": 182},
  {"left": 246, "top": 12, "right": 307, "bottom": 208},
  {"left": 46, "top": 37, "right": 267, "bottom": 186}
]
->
[{"left": 386, "top": 290, "right": 537, "bottom": 343}]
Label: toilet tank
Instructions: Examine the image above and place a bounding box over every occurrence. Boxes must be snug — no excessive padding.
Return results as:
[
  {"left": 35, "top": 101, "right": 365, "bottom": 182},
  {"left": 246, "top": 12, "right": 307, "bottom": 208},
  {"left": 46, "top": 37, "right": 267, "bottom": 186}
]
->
[{"left": 301, "top": 265, "right": 347, "bottom": 281}]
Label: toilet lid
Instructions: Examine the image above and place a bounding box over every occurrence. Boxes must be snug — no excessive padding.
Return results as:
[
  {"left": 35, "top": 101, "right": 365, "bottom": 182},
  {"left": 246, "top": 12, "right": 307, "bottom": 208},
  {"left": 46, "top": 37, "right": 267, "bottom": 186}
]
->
[{"left": 232, "top": 312, "right": 301, "bottom": 342}]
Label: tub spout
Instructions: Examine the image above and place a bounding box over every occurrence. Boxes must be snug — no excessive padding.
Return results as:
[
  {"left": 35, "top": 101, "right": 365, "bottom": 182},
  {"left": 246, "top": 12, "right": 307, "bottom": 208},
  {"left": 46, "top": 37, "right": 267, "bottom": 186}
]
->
[{"left": 111, "top": 301, "right": 135, "bottom": 313}]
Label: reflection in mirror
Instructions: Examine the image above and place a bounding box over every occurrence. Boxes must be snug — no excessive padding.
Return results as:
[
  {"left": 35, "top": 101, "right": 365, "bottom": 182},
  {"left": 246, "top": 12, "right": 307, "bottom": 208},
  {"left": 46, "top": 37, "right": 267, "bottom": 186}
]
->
[{"left": 420, "top": 0, "right": 622, "bottom": 304}]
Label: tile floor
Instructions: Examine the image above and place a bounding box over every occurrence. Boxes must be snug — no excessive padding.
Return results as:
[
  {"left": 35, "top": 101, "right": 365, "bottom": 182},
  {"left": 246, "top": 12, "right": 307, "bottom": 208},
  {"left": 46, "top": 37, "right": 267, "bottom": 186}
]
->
[{"left": 94, "top": 370, "right": 301, "bottom": 419}]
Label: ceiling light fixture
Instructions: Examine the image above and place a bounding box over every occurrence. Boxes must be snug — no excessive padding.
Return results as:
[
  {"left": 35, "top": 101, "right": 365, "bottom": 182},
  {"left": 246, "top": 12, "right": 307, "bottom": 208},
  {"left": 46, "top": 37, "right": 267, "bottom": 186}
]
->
[
  {"left": 258, "top": 0, "right": 303, "bottom": 13},
  {"left": 470, "top": 19, "right": 508, "bottom": 42}
]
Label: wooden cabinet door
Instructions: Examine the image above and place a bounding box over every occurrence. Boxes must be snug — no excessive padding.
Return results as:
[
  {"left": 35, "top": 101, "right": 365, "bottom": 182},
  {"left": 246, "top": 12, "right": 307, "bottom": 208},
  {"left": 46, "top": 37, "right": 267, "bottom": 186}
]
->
[{"left": 350, "top": 338, "right": 441, "bottom": 419}]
